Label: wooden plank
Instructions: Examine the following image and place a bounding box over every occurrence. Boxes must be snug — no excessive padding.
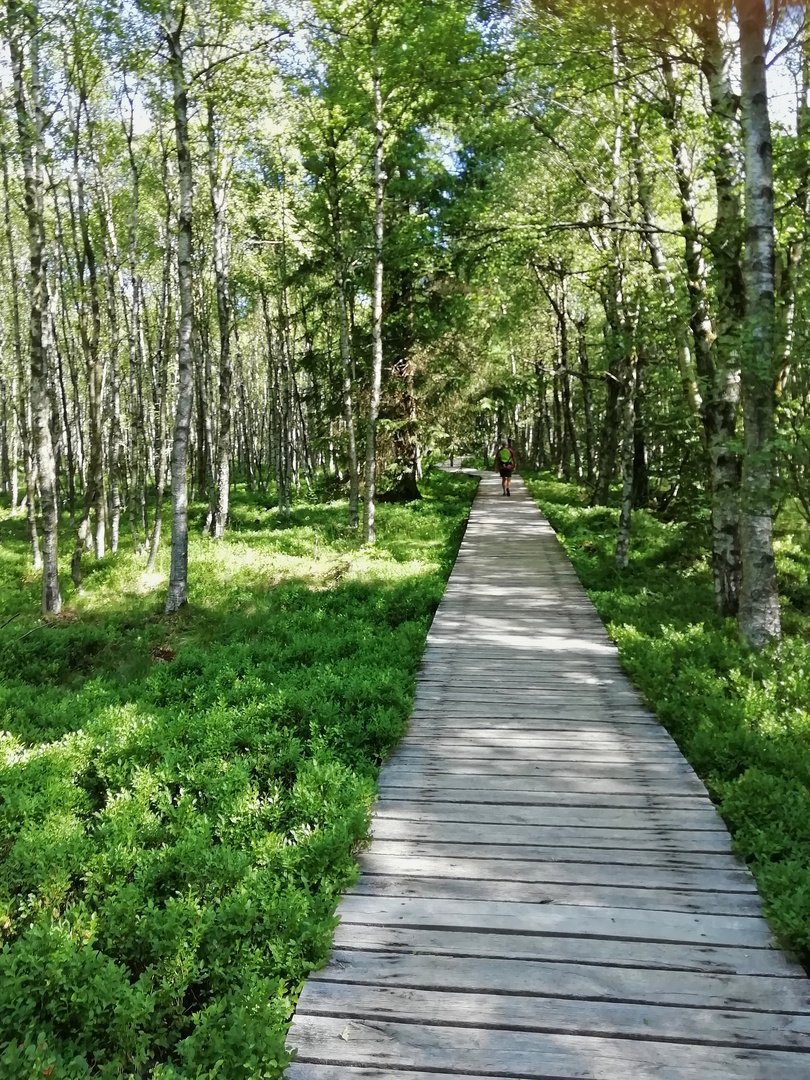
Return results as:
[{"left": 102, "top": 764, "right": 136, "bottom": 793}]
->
[
  {"left": 370, "top": 818, "right": 734, "bottom": 853},
  {"left": 286, "top": 1067, "right": 514, "bottom": 1080},
  {"left": 380, "top": 759, "right": 699, "bottom": 778},
  {"left": 310, "top": 950, "right": 810, "bottom": 1013},
  {"left": 371, "top": 801, "right": 726, "bottom": 832},
  {"left": 352, "top": 872, "right": 762, "bottom": 917},
  {"left": 406, "top": 723, "right": 665, "bottom": 739},
  {"left": 391, "top": 747, "right": 694, "bottom": 766},
  {"left": 378, "top": 772, "right": 708, "bottom": 799},
  {"left": 368, "top": 839, "right": 748, "bottom": 871},
  {"left": 357, "top": 852, "right": 756, "bottom": 893},
  {"left": 296, "top": 980, "right": 810, "bottom": 1051},
  {"left": 376, "top": 783, "right": 711, "bottom": 810},
  {"left": 286, "top": 1015, "right": 810, "bottom": 1080},
  {"left": 329, "top": 923, "right": 802, "bottom": 978},
  {"left": 379, "top": 769, "right": 711, "bottom": 799},
  {"left": 336, "top": 894, "right": 774, "bottom": 949}
]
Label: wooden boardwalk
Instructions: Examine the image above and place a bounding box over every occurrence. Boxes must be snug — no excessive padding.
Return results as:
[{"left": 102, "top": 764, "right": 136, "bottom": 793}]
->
[{"left": 286, "top": 474, "right": 810, "bottom": 1080}]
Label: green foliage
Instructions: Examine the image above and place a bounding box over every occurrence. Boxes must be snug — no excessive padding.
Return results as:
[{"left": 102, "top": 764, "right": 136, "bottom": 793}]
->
[
  {"left": 526, "top": 473, "right": 810, "bottom": 966},
  {"left": 0, "top": 470, "right": 477, "bottom": 1078}
]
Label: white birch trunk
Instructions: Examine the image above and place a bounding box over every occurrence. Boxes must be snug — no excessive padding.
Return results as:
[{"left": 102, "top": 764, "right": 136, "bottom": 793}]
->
[
  {"left": 165, "top": 11, "right": 195, "bottom": 612},
  {"left": 737, "top": 0, "right": 781, "bottom": 647},
  {"left": 364, "top": 26, "right": 384, "bottom": 545}
]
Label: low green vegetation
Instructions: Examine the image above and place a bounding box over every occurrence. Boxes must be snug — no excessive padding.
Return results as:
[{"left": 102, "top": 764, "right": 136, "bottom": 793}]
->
[
  {"left": 0, "top": 470, "right": 477, "bottom": 1080},
  {"left": 526, "top": 475, "right": 810, "bottom": 969}
]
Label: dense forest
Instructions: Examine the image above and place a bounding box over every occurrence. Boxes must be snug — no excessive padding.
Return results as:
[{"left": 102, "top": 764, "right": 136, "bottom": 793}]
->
[
  {"left": 2, "top": 0, "right": 808, "bottom": 644},
  {"left": 3, "top": 0, "right": 810, "bottom": 1075}
]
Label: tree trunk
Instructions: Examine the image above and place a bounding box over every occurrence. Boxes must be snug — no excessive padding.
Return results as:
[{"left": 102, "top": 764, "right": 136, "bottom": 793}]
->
[
  {"left": 8, "top": 0, "right": 60, "bottom": 611},
  {"left": 1, "top": 125, "right": 41, "bottom": 566},
  {"left": 146, "top": 236, "right": 172, "bottom": 574},
  {"left": 737, "top": 0, "right": 781, "bottom": 648},
  {"left": 593, "top": 31, "right": 625, "bottom": 507},
  {"left": 575, "top": 314, "right": 596, "bottom": 484},
  {"left": 615, "top": 350, "right": 639, "bottom": 569},
  {"left": 325, "top": 128, "right": 360, "bottom": 528},
  {"left": 165, "top": 10, "right": 195, "bottom": 612},
  {"left": 631, "top": 116, "right": 701, "bottom": 418},
  {"left": 364, "top": 24, "right": 384, "bottom": 545},
  {"left": 206, "top": 99, "right": 233, "bottom": 540},
  {"left": 695, "top": 11, "right": 746, "bottom": 618},
  {"left": 632, "top": 352, "right": 649, "bottom": 508},
  {"left": 664, "top": 51, "right": 742, "bottom": 618}
]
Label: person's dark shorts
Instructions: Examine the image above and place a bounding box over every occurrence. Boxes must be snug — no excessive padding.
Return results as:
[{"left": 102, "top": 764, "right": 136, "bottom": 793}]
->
[{"left": 499, "top": 466, "right": 513, "bottom": 479}]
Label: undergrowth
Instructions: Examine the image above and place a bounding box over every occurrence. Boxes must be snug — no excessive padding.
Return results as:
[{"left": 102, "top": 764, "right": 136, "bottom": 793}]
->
[
  {"left": 0, "top": 469, "right": 477, "bottom": 1079},
  {"left": 526, "top": 474, "right": 810, "bottom": 969}
]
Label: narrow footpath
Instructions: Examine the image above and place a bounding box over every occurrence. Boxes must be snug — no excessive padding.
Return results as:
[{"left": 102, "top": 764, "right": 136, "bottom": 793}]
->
[{"left": 286, "top": 474, "right": 810, "bottom": 1080}]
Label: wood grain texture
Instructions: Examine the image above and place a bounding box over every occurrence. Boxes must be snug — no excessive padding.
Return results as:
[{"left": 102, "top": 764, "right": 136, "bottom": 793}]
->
[{"left": 285, "top": 474, "right": 810, "bottom": 1079}]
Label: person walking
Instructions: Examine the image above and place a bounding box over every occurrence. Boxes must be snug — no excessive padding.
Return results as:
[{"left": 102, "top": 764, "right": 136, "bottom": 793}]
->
[{"left": 496, "top": 438, "right": 516, "bottom": 496}]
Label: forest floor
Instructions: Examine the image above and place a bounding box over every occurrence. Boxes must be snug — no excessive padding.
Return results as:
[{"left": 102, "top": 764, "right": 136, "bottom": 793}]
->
[
  {"left": 526, "top": 474, "right": 810, "bottom": 973},
  {"left": 0, "top": 469, "right": 478, "bottom": 1080}
]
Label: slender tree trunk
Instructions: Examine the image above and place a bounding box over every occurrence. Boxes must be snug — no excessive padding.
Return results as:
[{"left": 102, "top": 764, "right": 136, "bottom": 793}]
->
[
  {"left": 1, "top": 127, "right": 40, "bottom": 564},
  {"left": 165, "top": 10, "right": 194, "bottom": 612},
  {"left": 575, "top": 314, "right": 596, "bottom": 484},
  {"left": 631, "top": 117, "right": 701, "bottom": 418},
  {"left": 615, "top": 348, "right": 639, "bottom": 569},
  {"left": 632, "top": 353, "right": 649, "bottom": 508},
  {"left": 664, "top": 52, "right": 742, "bottom": 617},
  {"left": 325, "top": 131, "right": 359, "bottom": 526},
  {"left": 775, "top": 26, "right": 810, "bottom": 394},
  {"left": 364, "top": 24, "right": 384, "bottom": 544},
  {"left": 96, "top": 183, "right": 123, "bottom": 555},
  {"left": 205, "top": 99, "right": 232, "bottom": 540},
  {"left": 593, "top": 291, "right": 623, "bottom": 504},
  {"left": 8, "top": 0, "right": 59, "bottom": 611},
  {"left": 696, "top": 12, "right": 746, "bottom": 618},
  {"left": 593, "top": 31, "right": 625, "bottom": 506},
  {"left": 737, "top": 0, "right": 781, "bottom": 647},
  {"left": 147, "top": 250, "right": 171, "bottom": 574}
]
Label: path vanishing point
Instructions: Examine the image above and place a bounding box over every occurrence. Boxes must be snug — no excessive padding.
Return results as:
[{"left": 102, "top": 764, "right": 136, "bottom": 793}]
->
[{"left": 285, "top": 473, "right": 810, "bottom": 1080}]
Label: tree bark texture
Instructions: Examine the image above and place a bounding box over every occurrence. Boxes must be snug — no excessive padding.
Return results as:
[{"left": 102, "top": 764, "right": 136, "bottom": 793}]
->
[
  {"left": 165, "top": 9, "right": 195, "bottom": 613},
  {"left": 737, "top": 0, "right": 781, "bottom": 647},
  {"left": 207, "top": 99, "right": 232, "bottom": 540},
  {"left": 364, "top": 25, "right": 384, "bottom": 545},
  {"left": 8, "top": 0, "right": 60, "bottom": 612}
]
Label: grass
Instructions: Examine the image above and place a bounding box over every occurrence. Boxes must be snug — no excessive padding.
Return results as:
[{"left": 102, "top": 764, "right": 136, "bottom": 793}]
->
[
  {"left": 525, "top": 473, "right": 810, "bottom": 971},
  {"left": 0, "top": 469, "right": 478, "bottom": 1079}
]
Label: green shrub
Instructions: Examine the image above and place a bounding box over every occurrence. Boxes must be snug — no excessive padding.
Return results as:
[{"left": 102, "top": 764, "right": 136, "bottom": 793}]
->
[{"left": 0, "top": 470, "right": 477, "bottom": 1077}]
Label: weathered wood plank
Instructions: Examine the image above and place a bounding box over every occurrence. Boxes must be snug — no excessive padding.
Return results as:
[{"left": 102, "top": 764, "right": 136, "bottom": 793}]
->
[
  {"left": 357, "top": 852, "right": 756, "bottom": 893},
  {"left": 287, "top": 1016, "right": 810, "bottom": 1080},
  {"left": 371, "top": 801, "right": 726, "bottom": 832},
  {"left": 310, "top": 950, "right": 810, "bottom": 1013},
  {"left": 370, "top": 818, "right": 734, "bottom": 853},
  {"left": 380, "top": 759, "right": 700, "bottom": 779},
  {"left": 296, "top": 980, "right": 810, "bottom": 1050},
  {"left": 376, "top": 782, "right": 710, "bottom": 809},
  {"left": 329, "top": 923, "right": 802, "bottom": 977},
  {"left": 378, "top": 773, "right": 709, "bottom": 799},
  {"left": 368, "top": 839, "right": 748, "bottom": 871},
  {"left": 352, "top": 872, "right": 762, "bottom": 916},
  {"left": 335, "top": 894, "right": 774, "bottom": 949}
]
